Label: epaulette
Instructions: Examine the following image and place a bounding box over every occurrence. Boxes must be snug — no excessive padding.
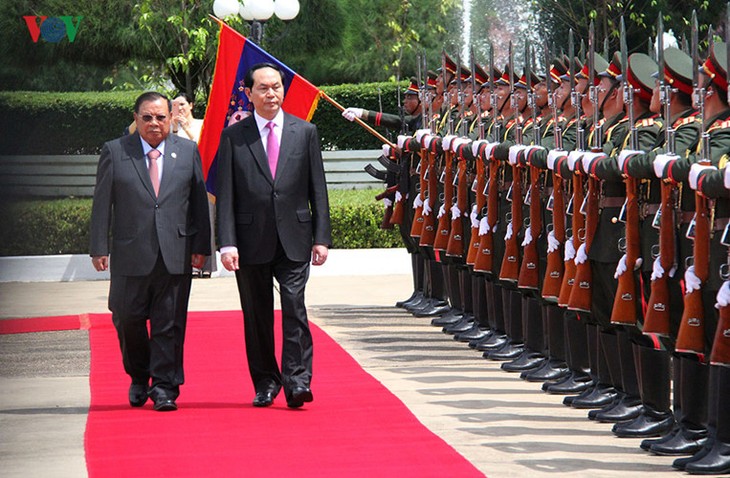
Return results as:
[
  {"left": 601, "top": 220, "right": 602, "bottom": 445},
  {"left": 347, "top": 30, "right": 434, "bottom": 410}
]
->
[
  {"left": 708, "top": 118, "right": 730, "bottom": 132},
  {"left": 674, "top": 115, "right": 698, "bottom": 129},
  {"left": 636, "top": 118, "right": 655, "bottom": 128}
]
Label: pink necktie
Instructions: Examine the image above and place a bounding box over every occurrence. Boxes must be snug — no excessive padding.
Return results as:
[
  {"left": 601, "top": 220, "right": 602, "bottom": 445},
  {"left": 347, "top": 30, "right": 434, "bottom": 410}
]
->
[
  {"left": 266, "top": 121, "right": 279, "bottom": 178},
  {"left": 147, "top": 149, "right": 161, "bottom": 196}
]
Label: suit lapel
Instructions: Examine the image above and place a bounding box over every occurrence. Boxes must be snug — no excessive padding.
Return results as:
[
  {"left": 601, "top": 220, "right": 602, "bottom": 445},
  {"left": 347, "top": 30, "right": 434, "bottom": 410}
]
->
[
  {"left": 275, "top": 113, "right": 297, "bottom": 182},
  {"left": 158, "top": 134, "right": 179, "bottom": 198},
  {"left": 124, "top": 132, "right": 157, "bottom": 199},
  {"left": 242, "top": 117, "right": 274, "bottom": 185}
]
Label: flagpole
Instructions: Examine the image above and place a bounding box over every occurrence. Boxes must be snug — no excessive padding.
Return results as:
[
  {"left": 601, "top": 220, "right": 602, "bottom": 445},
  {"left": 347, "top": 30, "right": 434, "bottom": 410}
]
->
[{"left": 319, "top": 92, "right": 396, "bottom": 148}]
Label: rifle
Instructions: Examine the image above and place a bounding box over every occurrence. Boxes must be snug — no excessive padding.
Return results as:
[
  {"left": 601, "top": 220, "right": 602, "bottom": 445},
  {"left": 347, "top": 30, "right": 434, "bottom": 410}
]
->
[
  {"left": 518, "top": 43, "right": 542, "bottom": 291},
  {"left": 558, "top": 29, "right": 581, "bottom": 307},
  {"left": 568, "top": 22, "right": 598, "bottom": 313},
  {"left": 418, "top": 54, "right": 439, "bottom": 247},
  {"left": 710, "top": 2, "right": 730, "bottom": 365},
  {"left": 467, "top": 48, "right": 487, "bottom": 265},
  {"left": 676, "top": 11, "right": 710, "bottom": 354},
  {"left": 609, "top": 17, "right": 642, "bottom": 325},
  {"left": 474, "top": 44, "right": 501, "bottom": 274},
  {"left": 643, "top": 14, "right": 677, "bottom": 337},
  {"left": 499, "top": 41, "right": 524, "bottom": 283},
  {"left": 446, "top": 54, "right": 468, "bottom": 257},
  {"left": 542, "top": 42, "right": 566, "bottom": 301}
]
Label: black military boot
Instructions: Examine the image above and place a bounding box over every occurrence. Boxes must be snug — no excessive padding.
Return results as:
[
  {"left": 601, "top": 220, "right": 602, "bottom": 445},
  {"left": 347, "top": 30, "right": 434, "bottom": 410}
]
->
[
  {"left": 523, "top": 304, "right": 568, "bottom": 381},
  {"left": 613, "top": 345, "right": 674, "bottom": 438},
  {"left": 641, "top": 354, "right": 682, "bottom": 451},
  {"left": 396, "top": 253, "right": 422, "bottom": 308},
  {"left": 651, "top": 357, "right": 708, "bottom": 456},
  {"left": 502, "top": 297, "right": 545, "bottom": 371},
  {"left": 684, "top": 365, "right": 730, "bottom": 475},
  {"left": 430, "top": 307, "right": 463, "bottom": 326},
  {"left": 544, "top": 314, "right": 591, "bottom": 394},
  {"left": 567, "top": 326, "right": 617, "bottom": 408}
]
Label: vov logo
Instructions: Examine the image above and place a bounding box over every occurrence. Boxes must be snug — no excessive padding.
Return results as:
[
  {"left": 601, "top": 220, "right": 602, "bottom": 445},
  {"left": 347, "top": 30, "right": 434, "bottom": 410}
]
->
[{"left": 23, "top": 16, "right": 83, "bottom": 43}]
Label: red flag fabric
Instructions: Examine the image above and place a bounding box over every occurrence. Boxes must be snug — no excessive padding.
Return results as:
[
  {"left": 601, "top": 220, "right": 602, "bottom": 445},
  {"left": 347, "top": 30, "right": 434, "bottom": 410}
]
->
[{"left": 198, "top": 21, "right": 322, "bottom": 194}]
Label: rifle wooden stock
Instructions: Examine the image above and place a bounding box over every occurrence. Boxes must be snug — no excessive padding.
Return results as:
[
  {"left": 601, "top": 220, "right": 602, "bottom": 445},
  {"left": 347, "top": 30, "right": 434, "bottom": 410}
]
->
[
  {"left": 518, "top": 164, "right": 542, "bottom": 290},
  {"left": 568, "top": 175, "right": 598, "bottom": 313},
  {"left": 542, "top": 171, "right": 566, "bottom": 301},
  {"left": 676, "top": 194, "right": 711, "bottom": 354},
  {"left": 390, "top": 198, "right": 405, "bottom": 225},
  {"left": 434, "top": 150, "right": 454, "bottom": 251},
  {"left": 499, "top": 164, "right": 523, "bottom": 282},
  {"left": 643, "top": 181, "right": 676, "bottom": 336},
  {"left": 610, "top": 177, "right": 641, "bottom": 325},
  {"left": 473, "top": 158, "right": 501, "bottom": 274},
  {"left": 558, "top": 173, "right": 582, "bottom": 307},
  {"left": 446, "top": 157, "right": 468, "bottom": 257},
  {"left": 467, "top": 152, "right": 487, "bottom": 265},
  {"left": 419, "top": 151, "right": 439, "bottom": 246},
  {"left": 409, "top": 150, "right": 428, "bottom": 238},
  {"left": 710, "top": 294, "right": 730, "bottom": 365}
]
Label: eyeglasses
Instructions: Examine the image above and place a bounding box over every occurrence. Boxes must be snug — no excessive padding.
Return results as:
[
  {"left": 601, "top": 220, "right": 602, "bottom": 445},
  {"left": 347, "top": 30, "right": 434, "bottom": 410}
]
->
[{"left": 140, "top": 114, "right": 168, "bottom": 122}]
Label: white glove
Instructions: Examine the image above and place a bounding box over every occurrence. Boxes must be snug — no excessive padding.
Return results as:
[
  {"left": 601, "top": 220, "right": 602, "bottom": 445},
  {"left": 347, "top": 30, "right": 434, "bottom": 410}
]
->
[
  {"left": 653, "top": 153, "right": 675, "bottom": 179},
  {"left": 574, "top": 243, "right": 588, "bottom": 265},
  {"left": 472, "top": 139, "right": 488, "bottom": 157},
  {"left": 685, "top": 265, "right": 701, "bottom": 293},
  {"left": 479, "top": 216, "right": 489, "bottom": 235},
  {"left": 382, "top": 144, "right": 392, "bottom": 158},
  {"left": 483, "top": 141, "right": 500, "bottom": 161},
  {"left": 564, "top": 237, "right": 576, "bottom": 261},
  {"left": 504, "top": 221, "right": 513, "bottom": 240},
  {"left": 437, "top": 203, "right": 446, "bottom": 219},
  {"left": 567, "top": 150, "right": 584, "bottom": 171},
  {"left": 716, "top": 281, "right": 730, "bottom": 308},
  {"left": 415, "top": 128, "right": 431, "bottom": 143},
  {"left": 397, "top": 134, "right": 410, "bottom": 149},
  {"left": 650, "top": 257, "right": 665, "bottom": 281},
  {"left": 422, "top": 195, "right": 432, "bottom": 216},
  {"left": 508, "top": 144, "right": 529, "bottom": 165},
  {"left": 413, "top": 193, "right": 423, "bottom": 209},
  {"left": 450, "top": 204, "right": 461, "bottom": 220},
  {"left": 342, "top": 107, "right": 363, "bottom": 122},
  {"left": 522, "top": 226, "right": 533, "bottom": 246},
  {"left": 617, "top": 149, "right": 642, "bottom": 171},
  {"left": 547, "top": 229, "right": 560, "bottom": 253},
  {"left": 614, "top": 253, "right": 628, "bottom": 278},
  {"left": 422, "top": 134, "right": 437, "bottom": 150},
  {"left": 452, "top": 137, "right": 471, "bottom": 154},
  {"left": 547, "top": 149, "right": 567, "bottom": 171},
  {"left": 383, "top": 197, "right": 393, "bottom": 207},
  {"left": 470, "top": 204, "right": 479, "bottom": 228},
  {"left": 442, "top": 134, "right": 458, "bottom": 151},
  {"left": 689, "top": 163, "right": 716, "bottom": 190},
  {"left": 581, "top": 151, "right": 607, "bottom": 173},
  {"left": 395, "top": 191, "right": 403, "bottom": 203},
  {"left": 724, "top": 166, "right": 730, "bottom": 189}
]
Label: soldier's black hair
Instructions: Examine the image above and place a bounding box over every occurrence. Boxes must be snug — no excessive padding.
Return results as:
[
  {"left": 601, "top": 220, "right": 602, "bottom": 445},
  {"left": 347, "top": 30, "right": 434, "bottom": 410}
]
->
[{"left": 244, "top": 62, "right": 286, "bottom": 89}]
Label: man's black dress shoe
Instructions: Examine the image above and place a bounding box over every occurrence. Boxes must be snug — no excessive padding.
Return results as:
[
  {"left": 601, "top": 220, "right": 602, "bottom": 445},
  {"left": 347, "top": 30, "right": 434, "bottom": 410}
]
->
[
  {"left": 153, "top": 398, "right": 177, "bottom": 412},
  {"left": 129, "top": 383, "right": 148, "bottom": 407},
  {"left": 287, "top": 386, "right": 314, "bottom": 409},
  {"left": 253, "top": 390, "right": 278, "bottom": 407}
]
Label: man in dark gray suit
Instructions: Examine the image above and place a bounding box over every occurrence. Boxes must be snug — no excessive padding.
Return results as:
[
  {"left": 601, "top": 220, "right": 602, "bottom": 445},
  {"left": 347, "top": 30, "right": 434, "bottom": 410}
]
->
[
  {"left": 90, "top": 92, "right": 210, "bottom": 412},
  {"left": 216, "top": 63, "right": 332, "bottom": 409}
]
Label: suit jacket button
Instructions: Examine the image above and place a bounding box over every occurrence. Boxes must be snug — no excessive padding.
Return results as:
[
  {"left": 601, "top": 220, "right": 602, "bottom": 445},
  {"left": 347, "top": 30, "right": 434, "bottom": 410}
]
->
[
  {"left": 273, "top": 192, "right": 278, "bottom": 199},
  {"left": 155, "top": 204, "right": 159, "bottom": 209}
]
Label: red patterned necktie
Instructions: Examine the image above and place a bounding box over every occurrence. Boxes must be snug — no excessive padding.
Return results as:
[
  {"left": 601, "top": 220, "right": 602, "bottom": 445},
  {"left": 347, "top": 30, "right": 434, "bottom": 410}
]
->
[
  {"left": 266, "top": 121, "right": 279, "bottom": 178},
  {"left": 147, "top": 149, "right": 161, "bottom": 196}
]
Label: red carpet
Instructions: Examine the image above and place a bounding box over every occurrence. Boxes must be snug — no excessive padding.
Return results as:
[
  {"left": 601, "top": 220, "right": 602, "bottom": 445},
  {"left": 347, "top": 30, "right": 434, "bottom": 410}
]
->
[{"left": 83, "top": 310, "right": 485, "bottom": 477}]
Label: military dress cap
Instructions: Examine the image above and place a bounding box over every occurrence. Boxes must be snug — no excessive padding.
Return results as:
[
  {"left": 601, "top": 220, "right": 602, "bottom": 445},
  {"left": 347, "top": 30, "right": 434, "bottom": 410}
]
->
[
  {"left": 495, "top": 64, "right": 520, "bottom": 86},
  {"left": 703, "top": 40, "right": 728, "bottom": 92},
  {"left": 473, "top": 62, "right": 489, "bottom": 88},
  {"left": 450, "top": 65, "right": 472, "bottom": 85},
  {"left": 577, "top": 52, "right": 609, "bottom": 84},
  {"left": 656, "top": 47, "right": 693, "bottom": 96},
  {"left": 426, "top": 70, "right": 438, "bottom": 90},
  {"left": 560, "top": 57, "right": 583, "bottom": 81},
  {"left": 439, "top": 52, "right": 457, "bottom": 75},
  {"left": 598, "top": 51, "right": 622, "bottom": 80},
  {"left": 516, "top": 70, "right": 540, "bottom": 89},
  {"left": 405, "top": 77, "right": 420, "bottom": 95},
  {"left": 549, "top": 57, "right": 568, "bottom": 85},
  {"left": 627, "top": 52, "right": 658, "bottom": 103}
]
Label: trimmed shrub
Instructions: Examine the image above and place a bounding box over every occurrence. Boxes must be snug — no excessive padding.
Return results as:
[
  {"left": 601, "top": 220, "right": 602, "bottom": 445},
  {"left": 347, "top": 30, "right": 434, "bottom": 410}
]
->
[{"left": 0, "top": 191, "right": 403, "bottom": 256}]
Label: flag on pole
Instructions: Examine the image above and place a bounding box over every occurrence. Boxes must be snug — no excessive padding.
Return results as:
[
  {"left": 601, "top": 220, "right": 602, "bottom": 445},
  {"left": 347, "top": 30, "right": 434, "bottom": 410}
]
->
[{"left": 198, "top": 20, "right": 322, "bottom": 194}]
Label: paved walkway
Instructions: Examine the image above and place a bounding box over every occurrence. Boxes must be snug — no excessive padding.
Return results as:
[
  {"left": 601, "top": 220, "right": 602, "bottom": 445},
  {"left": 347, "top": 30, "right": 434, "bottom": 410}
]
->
[{"left": 0, "top": 249, "right": 680, "bottom": 477}]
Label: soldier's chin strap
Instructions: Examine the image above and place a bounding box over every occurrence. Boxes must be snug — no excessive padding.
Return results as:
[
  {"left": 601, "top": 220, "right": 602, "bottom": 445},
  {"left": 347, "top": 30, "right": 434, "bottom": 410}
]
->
[{"left": 598, "top": 80, "right": 620, "bottom": 118}]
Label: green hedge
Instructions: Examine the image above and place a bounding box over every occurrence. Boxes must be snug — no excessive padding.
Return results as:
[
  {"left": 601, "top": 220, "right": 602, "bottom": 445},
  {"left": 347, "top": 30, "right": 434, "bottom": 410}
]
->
[
  {"left": 0, "top": 190, "right": 402, "bottom": 256},
  {"left": 0, "top": 82, "right": 406, "bottom": 155}
]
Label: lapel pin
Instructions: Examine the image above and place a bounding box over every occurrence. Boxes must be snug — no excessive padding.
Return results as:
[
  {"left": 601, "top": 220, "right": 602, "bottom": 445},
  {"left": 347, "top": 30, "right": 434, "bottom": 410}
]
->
[{"left": 171, "top": 152, "right": 177, "bottom": 158}]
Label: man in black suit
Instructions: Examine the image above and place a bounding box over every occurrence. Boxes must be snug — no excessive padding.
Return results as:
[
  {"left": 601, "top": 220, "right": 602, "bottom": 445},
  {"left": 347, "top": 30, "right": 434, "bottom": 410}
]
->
[
  {"left": 90, "top": 92, "right": 211, "bottom": 412},
  {"left": 216, "top": 63, "right": 332, "bottom": 409}
]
